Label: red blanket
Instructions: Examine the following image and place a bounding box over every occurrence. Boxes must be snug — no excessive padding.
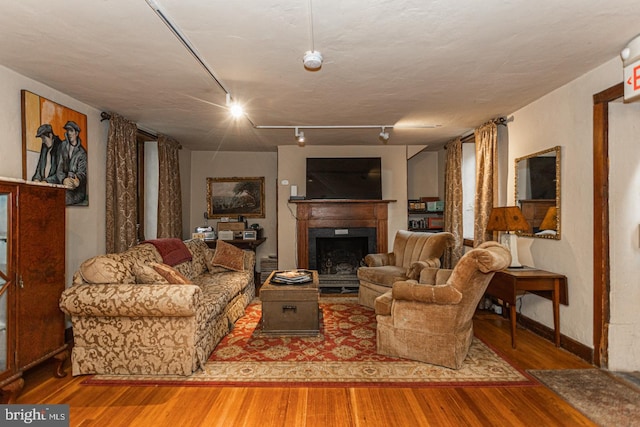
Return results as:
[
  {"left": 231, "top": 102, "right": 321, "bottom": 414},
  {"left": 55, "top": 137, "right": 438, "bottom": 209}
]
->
[{"left": 143, "top": 238, "right": 192, "bottom": 266}]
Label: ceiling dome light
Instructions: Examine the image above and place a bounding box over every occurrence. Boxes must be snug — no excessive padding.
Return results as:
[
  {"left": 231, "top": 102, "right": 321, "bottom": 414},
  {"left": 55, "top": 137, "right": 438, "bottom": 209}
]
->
[{"left": 303, "top": 51, "right": 323, "bottom": 71}]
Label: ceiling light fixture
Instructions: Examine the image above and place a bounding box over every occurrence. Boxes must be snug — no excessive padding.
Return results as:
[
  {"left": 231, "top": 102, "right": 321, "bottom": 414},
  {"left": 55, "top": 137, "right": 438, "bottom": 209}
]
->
[
  {"left": 379, "top": 126, "right": 390, "bottom": 142},
  {"left": 226, "top": 94, "right": 244, "bottom": 118},
  {"left": 256, "top": 124, "right": 439, "bottom": 144},
  {"left": 295, "top": 127, "right": 306, "bottom": 146},
  {"left": 303, "top": 51, "right": 323, "bottom": 71},
  {"left": 303, "top": 0, "right": 323, "bottom": 71}
]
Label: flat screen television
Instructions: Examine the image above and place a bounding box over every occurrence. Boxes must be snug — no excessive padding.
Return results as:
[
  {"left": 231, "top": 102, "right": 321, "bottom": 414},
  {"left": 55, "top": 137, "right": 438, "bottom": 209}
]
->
[{"left": 306, "top": 157, "right": 382, "bottom": 200}]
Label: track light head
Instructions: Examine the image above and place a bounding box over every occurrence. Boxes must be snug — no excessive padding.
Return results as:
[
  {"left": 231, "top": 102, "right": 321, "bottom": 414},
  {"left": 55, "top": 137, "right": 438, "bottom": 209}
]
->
[
  {"left": 226, "top": 93, "right": 244, "bottom": 118},
  {"left": 229, "top": 104, "right": 244, "bottom": 118},
  {"left": 295, "top": 128, "right": 305, "bottom": 146},
  {"left": 379, "top": 127, "right": 390, "bottom": 142}
]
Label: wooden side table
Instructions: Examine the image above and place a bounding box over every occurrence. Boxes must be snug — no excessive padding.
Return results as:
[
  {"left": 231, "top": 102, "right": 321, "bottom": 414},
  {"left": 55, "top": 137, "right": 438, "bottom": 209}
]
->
[
  {"left": 486, "top": 267, "right": 568, "bottom": 349},
  {"left": 205, "top": 237, "right": 266, "bottom": 251}
]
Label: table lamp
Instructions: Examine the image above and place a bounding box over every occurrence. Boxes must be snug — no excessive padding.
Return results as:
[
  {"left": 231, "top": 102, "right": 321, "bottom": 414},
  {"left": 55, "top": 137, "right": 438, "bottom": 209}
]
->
[{"left": 486, "top": 206, "right": 531, "bottom": 268}]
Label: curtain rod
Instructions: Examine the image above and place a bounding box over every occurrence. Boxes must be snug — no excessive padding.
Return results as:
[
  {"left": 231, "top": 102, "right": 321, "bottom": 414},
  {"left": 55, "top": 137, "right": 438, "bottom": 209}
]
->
[
  {"left": 101, "top": 112, "right": 158, "bottom": 141},
  {"left": 448, "top": 116, "right": 510, "bottom": 147}
]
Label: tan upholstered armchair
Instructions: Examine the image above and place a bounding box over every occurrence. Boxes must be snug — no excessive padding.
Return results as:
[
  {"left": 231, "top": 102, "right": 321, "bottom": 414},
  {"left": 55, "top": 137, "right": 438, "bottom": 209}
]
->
[
  {"left": 357, "top": 230, "right": 454, "bottom": 308},
  {"left": 374, "top": 241, "right": 511, "bottom": 369}
]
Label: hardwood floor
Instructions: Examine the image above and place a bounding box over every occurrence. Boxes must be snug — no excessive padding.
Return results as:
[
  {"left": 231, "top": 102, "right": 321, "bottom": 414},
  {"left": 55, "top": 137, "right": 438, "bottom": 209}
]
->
[{"left": 15, "top": 310, "right": 597, "bottom": 427}]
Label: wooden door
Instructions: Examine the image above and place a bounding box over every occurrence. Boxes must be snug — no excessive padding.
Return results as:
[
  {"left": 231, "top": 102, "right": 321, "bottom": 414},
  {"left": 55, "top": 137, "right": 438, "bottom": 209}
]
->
[{"left": 15, "top": 184, "right": 65, "bottom": 369}]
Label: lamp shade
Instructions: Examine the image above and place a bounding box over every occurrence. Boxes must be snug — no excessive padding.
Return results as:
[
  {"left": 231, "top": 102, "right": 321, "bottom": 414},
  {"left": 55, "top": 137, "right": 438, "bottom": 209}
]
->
[
  {"left": 486, "top": 206, "right": 530, "bottom": 232},
  {"left": 539, "top": 206, "right": 558, "bottom": 231}
]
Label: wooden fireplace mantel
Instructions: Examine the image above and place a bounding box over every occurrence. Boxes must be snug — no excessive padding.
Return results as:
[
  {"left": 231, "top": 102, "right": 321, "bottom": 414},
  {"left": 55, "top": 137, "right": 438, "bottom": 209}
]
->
[{"left": 290, "top": 199, "right": 395, "bottom": 269}]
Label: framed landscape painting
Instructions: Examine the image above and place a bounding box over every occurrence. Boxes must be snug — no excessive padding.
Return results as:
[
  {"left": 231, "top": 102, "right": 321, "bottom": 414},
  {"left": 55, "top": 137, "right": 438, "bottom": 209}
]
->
[
  {"left": 21, "top": 90, "right": 89, "bottom": 206},
  {"left": 207, "top": 177, "right": 265, "bottom": 218}
]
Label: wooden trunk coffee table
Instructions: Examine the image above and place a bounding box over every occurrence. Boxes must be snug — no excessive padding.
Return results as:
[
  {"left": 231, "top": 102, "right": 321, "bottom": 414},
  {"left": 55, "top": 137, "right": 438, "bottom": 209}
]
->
[{"left": 260, "top": 270, "right": 320, "bottom": 336}]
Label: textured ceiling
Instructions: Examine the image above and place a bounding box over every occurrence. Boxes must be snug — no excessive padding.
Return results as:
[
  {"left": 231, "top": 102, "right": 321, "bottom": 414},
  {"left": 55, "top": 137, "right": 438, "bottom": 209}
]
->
[{"left": 0, "top": 0, "right": 638, "bottom": 151}]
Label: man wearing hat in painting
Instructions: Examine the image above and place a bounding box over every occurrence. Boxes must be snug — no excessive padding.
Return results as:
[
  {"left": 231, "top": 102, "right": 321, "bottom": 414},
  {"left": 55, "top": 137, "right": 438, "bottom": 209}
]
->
[
  {"left": 61, "top": 120, "right": 88, "bottom": 205},
  {"left": 32, "top": 123, "right": 66, "bottom": 184}
]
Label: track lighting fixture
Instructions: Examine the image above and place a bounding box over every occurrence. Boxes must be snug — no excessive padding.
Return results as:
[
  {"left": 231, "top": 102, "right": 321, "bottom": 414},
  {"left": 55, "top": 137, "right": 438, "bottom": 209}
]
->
[
  {"left": 379, "top": 127, "right": 390, "bottom": 142},
  {"left": 295, "top": 128, "right": 305, "bottom": 146}
]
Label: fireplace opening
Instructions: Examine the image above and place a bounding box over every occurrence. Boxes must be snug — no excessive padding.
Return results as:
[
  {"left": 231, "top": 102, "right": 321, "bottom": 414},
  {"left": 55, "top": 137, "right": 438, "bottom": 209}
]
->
[
  {"left": 308, "top": 227, "right": 376, "bottom": 292},
  {"left": 317, "top": 236, "right": 367, "bottom": 274}
]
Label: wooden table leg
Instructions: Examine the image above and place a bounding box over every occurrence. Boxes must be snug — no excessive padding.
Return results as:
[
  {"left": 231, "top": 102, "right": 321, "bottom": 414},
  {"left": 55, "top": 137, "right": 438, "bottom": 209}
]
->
[
  {"left": 509, "top": 303, "right": 517, "bottom": 349},
  {"left": 553, "top": 278, "right": 561, "bottom": 347},
  {"left": 0, "top": 377, "right": 24, "bottom": 404}
]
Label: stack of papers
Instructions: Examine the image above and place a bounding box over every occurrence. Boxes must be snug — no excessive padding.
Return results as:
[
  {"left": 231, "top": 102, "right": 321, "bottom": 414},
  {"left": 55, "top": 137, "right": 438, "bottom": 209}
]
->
[{"left": 271, "top": 270, "right": 313, "bottom": 285}]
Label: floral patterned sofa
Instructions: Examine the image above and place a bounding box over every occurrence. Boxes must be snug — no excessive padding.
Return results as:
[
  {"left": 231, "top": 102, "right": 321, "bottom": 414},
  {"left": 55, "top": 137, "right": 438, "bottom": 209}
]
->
[{"left": 59, "top": 238, "right": 255, "bottom": 376}]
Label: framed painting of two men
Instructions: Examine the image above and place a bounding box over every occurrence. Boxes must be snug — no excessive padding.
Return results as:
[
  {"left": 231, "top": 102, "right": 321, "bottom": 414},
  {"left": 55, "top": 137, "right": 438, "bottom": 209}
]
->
[{"left": 21, "top": 90, "right": 88, "bottom": 206}]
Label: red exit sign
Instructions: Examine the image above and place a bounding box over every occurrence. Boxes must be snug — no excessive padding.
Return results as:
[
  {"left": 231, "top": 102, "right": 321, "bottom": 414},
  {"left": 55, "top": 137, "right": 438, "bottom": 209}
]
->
[
  {"left": 624, "top": 59, "right": 640, "bottom": 102},
  {"left": 622, "top": 34, "right": 640, "bottom": 103}
]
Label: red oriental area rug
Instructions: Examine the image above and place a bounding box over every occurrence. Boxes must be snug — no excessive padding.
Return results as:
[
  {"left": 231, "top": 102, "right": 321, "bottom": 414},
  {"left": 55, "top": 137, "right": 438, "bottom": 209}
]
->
[{"left": 83, "top": 300, "right": 535, "bottom": 388}]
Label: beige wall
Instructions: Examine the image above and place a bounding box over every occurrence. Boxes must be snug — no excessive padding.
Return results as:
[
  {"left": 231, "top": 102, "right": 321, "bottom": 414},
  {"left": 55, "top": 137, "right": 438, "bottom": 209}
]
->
[
  {"left": 189, "top": 151, "right": 278, "bottom": 267},
  {"left": 407, "top": 150, "right": 439, "bottom": 199},
  {"left": 608, "top": 100, "right": 640, "bottom": 371},
  {"left": 507, "top": 57, "right": 630, "bottom": 363},
  {"left": 276, "top": 145, "right": 408, "bottom": 270},
  {"left": 0, "top": 65, "right": 108, "bottom": 287}
]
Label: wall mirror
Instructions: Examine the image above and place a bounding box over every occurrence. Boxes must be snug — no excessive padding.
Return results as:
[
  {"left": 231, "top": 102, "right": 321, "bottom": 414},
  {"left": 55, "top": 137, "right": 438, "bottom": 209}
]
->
[{"left": 515, "top": 146, "right": 561, "bottom": 239}]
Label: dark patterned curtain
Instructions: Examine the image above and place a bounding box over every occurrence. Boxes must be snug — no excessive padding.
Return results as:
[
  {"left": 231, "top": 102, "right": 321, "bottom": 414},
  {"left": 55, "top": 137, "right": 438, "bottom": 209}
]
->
[
  {"left": 443, "top": 137, "right": 464, "bottom": 268},
  {"left": 106, "top": 113, "right": 138, "bottom": 253},
  {"left": 156, "top": 134, "right": 182, "bottom": 238}
]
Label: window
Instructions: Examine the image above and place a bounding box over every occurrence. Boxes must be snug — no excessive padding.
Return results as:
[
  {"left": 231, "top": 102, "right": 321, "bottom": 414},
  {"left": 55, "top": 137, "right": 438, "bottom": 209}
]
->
[{"left": 461, "top": 140, "right": 476, "bottom": 242}]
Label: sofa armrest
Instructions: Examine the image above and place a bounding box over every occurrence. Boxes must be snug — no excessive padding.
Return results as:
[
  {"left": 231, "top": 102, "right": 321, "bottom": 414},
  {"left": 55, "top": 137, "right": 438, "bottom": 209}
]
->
[
  {"left": 364, "top": 252, "right": 394, "bottom": 267},
  {"left": 59, "top": 283, "right": 201, "bottom": 318},
  {"left": 391, "top": 280, "right": 462, "bottom": 305}
]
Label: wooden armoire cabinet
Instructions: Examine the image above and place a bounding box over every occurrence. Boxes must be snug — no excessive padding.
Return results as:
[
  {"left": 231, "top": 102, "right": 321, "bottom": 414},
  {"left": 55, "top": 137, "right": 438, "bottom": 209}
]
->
[{"left": 0, "top": 180, "right": 68, "bottom": 403}]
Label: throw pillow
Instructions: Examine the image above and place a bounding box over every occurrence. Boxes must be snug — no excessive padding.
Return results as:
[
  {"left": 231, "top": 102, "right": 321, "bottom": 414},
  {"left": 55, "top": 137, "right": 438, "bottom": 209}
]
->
[
  {"left": 150, "top": 262, "right": 193, "bottom": 284},
  {"left": 209, "top": 240, "right": 245, "bottom": 272},
  {"left": 133, "top": 264, "right": 169, "bottom": 284},
  {"left": 79, "top": 254, "right": 135, "bottom": 284}
]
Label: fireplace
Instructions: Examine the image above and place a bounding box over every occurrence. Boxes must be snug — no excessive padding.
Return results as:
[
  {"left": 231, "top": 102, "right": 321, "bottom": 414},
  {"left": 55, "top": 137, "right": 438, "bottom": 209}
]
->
[
  {"left": 308, "top": 227, "right": 376, "bottom": 287},
  {"left": 292, "top": 199, "right": 393, "bottom": 289}
]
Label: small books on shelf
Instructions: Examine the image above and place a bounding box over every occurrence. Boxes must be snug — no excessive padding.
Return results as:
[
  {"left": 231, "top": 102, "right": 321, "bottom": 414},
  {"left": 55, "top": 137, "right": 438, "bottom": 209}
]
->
[{"left": 271, "top": 270, "right": 313, "bottom": 285}]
